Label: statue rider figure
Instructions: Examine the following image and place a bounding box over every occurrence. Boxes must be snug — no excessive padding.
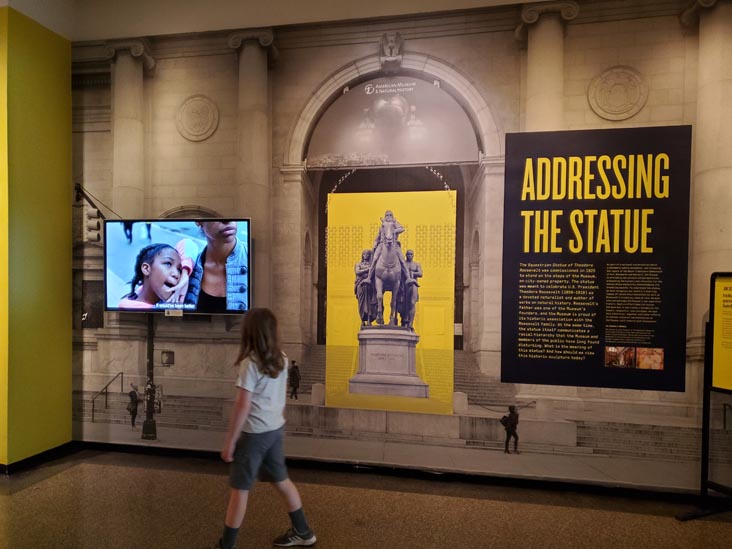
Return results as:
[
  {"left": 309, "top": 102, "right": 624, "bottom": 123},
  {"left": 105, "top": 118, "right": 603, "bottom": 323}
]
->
[{"left": 368, "top": 210, "right": 412, "bottom": 285}]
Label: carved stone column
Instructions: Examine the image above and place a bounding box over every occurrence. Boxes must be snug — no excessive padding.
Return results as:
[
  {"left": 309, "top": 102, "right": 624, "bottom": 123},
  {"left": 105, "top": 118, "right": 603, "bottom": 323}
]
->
[
  {"left": 274, "top": 163, "right": 308, "bottom": 354},
  {"left": 468, "top": 260, "right": 480, "bottom": 352},
  {"left": 520, "top": 1, "right": 579, "bottom": 131},
  {"left": 107, "top": 40, "right": 154, "bottom": 218},
  {"left": 228, "top": 30, "right": 274, "bottom": 308},
  {"left": 685, "top": 1, "right": 732, "bottom": 345},
  {"left": 470, "top": 154, "right": 505, "bottom": 377}
]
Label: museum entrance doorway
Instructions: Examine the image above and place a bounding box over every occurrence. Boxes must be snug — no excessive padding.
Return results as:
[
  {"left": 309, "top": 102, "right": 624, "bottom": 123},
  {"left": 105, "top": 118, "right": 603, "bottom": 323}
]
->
[
  {"left": 313, "top": 164, "right": 468, "bottom": 349},
  {"left": 302, "top": 71, "right": 485, "bottom": 349}
]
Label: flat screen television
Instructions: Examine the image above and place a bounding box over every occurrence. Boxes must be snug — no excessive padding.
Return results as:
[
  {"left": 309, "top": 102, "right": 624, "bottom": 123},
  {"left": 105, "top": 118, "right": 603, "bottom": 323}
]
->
[{"left": 104, "top": 219, "right": 251, "bottom": 314}]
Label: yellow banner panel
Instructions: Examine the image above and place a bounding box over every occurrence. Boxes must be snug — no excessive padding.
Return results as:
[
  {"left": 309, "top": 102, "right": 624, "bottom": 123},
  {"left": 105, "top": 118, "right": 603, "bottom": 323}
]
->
[
  {"left": 713, "top": 276, "right": 732, "bottom": 391},
  {"left": 326, "top": 191, "right": 455, "bottom": 414}
]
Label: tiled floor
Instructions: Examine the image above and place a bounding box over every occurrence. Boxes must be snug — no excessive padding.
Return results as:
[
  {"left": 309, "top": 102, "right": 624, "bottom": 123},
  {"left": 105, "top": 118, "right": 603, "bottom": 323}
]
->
[{"left": 2, "top": 447, "right": 732, "bottom": 548}]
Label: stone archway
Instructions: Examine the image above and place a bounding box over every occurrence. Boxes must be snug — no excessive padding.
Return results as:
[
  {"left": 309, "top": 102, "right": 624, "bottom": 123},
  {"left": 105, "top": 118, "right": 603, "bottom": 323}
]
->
[
  {"left": 160, "top": 205, "right": 222, "bottom": 219},
  {"left": 275, "top": 51, "right": 505, "bottom": 358},
  {"left": 284, "top": 52, "right": 504, "bottom": 167}
]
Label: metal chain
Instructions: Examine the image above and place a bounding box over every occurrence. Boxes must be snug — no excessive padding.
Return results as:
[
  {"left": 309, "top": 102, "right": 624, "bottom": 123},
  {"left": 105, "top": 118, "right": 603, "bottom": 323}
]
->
[
  {"left": 424, "top": 165, "right": 457, "bottom": 211},
  {"left": 325, "top": 169, "right": 357, "bottom": 213}
]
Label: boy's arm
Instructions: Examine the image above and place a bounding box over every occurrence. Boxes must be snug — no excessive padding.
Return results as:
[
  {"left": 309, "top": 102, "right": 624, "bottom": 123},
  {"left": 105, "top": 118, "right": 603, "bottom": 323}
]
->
[{"left": 221, "top": 387, "right": 252, "bottom": 462}]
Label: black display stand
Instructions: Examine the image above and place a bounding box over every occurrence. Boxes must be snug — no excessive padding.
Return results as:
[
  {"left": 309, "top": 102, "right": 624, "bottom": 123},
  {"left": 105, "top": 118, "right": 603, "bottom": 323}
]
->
[
  {"left": 141, "top": 313, "right": 157, "bottom": 440},
  {"left": 677, "top": 273, "right": 732, "bottom": 521}
]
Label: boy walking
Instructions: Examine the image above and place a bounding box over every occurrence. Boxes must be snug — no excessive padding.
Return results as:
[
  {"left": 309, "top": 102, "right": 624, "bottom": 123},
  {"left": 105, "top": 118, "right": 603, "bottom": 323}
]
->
[{"left": 215, "top": 309, "right": 316, "bottom": 548}]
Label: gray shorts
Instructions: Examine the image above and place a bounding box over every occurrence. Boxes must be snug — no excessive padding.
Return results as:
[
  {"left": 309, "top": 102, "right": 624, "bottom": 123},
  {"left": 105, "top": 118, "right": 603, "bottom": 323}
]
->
[{"left": 229, "top": 426, "right": 288, "bottom": 490}]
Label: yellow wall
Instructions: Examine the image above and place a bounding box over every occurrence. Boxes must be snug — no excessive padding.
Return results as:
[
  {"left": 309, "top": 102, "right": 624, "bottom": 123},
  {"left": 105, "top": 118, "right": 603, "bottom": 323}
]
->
[
  {"left": 0, "top": 7, "right": 10, "bottom": 464},
  {"left": 1, "top": 7, "right": 71, "bottom": 465}
]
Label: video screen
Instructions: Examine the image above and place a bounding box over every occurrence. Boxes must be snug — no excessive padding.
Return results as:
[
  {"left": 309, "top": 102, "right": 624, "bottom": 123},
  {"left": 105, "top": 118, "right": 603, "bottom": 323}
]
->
[{"left": 104, "top": 219, "right": 251, "bottom": 314}]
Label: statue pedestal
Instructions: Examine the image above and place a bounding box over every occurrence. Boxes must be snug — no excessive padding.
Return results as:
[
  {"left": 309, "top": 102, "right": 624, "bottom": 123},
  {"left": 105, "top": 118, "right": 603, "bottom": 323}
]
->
[{"left": 349, "top": 326, "right": 429, "bottom": 398}]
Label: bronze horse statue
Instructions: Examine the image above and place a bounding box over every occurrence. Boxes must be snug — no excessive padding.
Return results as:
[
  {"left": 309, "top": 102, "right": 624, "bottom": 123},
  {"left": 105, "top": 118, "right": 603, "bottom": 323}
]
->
[{"left": 372, "top": 219, "right": 402, "bottom": 326}]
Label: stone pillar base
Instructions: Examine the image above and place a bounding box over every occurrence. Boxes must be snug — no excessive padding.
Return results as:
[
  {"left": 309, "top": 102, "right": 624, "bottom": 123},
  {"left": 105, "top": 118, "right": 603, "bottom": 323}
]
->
[
  {"left": 349, "top": 373, "right": 429, "bottom": 398},
  {"left": 349, "top": 326, "right": 428, "bottom": 398},
  {"left": 453, "top": 391, "right": 468, "bottom": 414},
  {"left": 311, "top": 383, "right": 325, "bottom": 405}
]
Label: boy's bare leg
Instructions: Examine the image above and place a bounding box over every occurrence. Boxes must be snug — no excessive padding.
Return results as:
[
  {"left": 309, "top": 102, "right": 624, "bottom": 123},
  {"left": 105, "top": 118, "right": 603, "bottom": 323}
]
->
[
  {"left": 273, "top": 478, "right": 302, "bottom": 512},
  {"left": 225, "top": 488, "right": 250, "bottom": 527},
  {"left": 219, "top": 489, "right": 249, "bottom": 548},
  {"left": 272, "top": 478, "right": 315, "bottom": 543}
]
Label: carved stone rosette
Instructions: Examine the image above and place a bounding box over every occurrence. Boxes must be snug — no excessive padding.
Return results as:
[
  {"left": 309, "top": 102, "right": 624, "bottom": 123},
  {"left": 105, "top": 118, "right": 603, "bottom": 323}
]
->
[
  {"left": 587, "top": 66, "right": 649, "bottom": 121},
  {"left": 176, "top": 95, "right": 220, "bottom": 142}
]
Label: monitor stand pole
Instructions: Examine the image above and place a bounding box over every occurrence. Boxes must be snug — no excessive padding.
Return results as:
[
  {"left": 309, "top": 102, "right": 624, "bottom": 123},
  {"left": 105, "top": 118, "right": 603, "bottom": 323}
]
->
[{"left": 141, "top": 313, "right": 157, "bottom": 440}]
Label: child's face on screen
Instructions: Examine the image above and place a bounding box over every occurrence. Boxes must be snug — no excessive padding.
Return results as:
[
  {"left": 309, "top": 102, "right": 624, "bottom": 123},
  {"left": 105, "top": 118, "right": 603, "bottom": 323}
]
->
[{"left": 141, "top": 249, "right": 182, "bottom": 301}]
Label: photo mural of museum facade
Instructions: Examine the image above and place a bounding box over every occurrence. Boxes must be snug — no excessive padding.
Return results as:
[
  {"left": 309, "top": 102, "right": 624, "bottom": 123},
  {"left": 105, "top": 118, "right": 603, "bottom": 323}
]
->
[{"left": 71, "top": 0, "right": 732, "bottom": 491}]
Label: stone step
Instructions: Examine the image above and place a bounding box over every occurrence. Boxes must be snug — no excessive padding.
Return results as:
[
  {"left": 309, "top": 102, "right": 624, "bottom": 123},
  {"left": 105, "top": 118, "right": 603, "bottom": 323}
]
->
[
  {"left": 76, "top": 399, "right": 222, "bottom": 411},
  {"left": 76, "top": 400, "right": 222, "bottom": 413},
  {"left": 586, "top": 448, "right": 700, "bottom": 462},
  {"left": 75, "top": 405, "right": 224, "bottom": 421},
  {"left": 74, "top": 391, "right": 227, "bottom": 404},
  {"left": 285, "top": 428, "right": 594, "bottom": 457},
  {"left": 75, "top": 416, "right": 227, "bottom": 432},
  {"left": 74, "top": 407, "right": 225, "bottom": 421},
  {"left": 578, "top": 420, "right": 699, "bottom": 431},
  {"left": 578, "top": 435, "right": 732, "bottom": 452},
  {"left": 578, "top": 442, "right": 700, "bottom": 455},
  {"left": 577, "top": 438, "right": 701, "bottom": 451},
  {"left": 574, "top": 420, "right": 732, "bottom": 462},
  {"left": 578, "top": 426, "right": 700, "bottom": 440},
  {"left": 295, "top": 346, "right": 519, "bottom": 406}
]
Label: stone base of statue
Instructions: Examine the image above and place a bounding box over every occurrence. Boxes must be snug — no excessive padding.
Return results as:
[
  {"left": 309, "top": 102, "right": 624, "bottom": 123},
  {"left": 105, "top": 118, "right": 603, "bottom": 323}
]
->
[{"left": 349, "top": 326, "right": 428, "bottom": 398}]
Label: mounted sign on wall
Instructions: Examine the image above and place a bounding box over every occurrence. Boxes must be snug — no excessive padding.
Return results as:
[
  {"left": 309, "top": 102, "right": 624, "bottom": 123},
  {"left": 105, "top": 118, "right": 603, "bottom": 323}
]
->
[
  {"left": 711, "top": 273, "right": 732, "bottom": 392},
  {"left": 326, "top": 191, "right": 456, "bottom": 414},
  {"left": 501, "top": 125, "right": 692, "bottom": 391}
]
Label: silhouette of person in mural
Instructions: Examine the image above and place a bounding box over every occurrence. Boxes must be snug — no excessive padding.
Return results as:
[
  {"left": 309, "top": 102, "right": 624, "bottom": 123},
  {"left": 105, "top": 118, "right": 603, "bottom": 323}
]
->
[
  {"left": 502, "top": 405, "right": 520, "bottom": 454},
  {"left": 123, "top": 221, "right": 134, "bottom": 244},
  {"left": 127, "top": 383, "right": 140, "bottom": 430},
  {"left": 289, "top": 361, "right": 301, "bottom": 400}
]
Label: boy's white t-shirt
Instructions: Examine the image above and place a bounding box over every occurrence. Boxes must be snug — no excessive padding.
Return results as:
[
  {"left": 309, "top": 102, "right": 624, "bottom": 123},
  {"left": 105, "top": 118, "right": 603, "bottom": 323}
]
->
[{"left": 235, "top": 354, "right": 288, "bottom": 433}]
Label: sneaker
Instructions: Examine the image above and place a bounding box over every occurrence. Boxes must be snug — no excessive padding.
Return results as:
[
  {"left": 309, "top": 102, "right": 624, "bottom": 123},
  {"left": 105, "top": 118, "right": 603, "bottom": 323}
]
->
[{"left": 273, "top": 528, "right": 317, "bottom": 546}]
